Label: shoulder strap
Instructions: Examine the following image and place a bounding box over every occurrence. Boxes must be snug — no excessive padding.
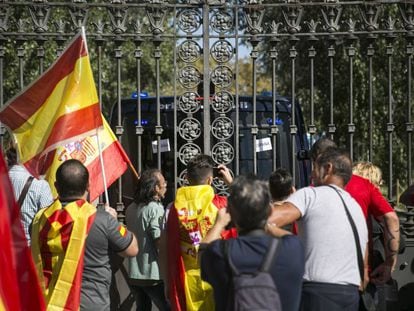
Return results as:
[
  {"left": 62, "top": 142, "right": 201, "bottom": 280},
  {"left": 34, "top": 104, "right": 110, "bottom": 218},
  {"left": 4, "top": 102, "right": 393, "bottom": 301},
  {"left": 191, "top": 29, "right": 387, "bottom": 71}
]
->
[
  {"left": 222, "top": 238, "right": 280, "bottom": 275},
  {"left": 326, "top": 185, "right": 364, "bottom": 281},
  {"left": 17, "top": 176, "right": 34, "bottom": 208},
  {"left": 223, "top": 240, "right": 240, "bottom": 276},
  {"left": 260, "top": 238, "right": 279, "bottom": 272}
]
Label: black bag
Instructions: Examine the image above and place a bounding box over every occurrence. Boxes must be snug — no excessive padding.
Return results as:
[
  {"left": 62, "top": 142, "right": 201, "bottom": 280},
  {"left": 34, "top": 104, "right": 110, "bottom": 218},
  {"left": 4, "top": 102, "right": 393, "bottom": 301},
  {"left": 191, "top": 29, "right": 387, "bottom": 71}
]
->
[{"left": 223, "top": 238, "right": 282, "bottom": 311}]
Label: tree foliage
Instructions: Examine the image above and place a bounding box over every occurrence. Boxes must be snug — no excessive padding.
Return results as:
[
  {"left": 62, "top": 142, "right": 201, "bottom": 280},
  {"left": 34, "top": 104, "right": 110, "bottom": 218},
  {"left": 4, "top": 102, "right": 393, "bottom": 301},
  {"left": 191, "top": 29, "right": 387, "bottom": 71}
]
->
[{"left": 255, "top": 3, "right": 412, "bottom": 194}]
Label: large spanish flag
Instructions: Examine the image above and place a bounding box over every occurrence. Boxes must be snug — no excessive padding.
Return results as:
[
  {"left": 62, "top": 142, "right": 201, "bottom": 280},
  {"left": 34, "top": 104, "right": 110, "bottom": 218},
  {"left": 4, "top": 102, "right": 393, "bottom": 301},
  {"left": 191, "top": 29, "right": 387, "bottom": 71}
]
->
[
  {"left": 0, "top": 150, "right": 46, "bottom": 311},
  {"left": 166, "top": 186, "right": 237, "bottom": 311},
  {"left": 0, "top": 28, "right": 102, "bottom": 177},
  {"left": 31, "top": 199, "right": 96, "bottom": 310},
  {"left": 44, "top": 116, "right": 131, "bottom": 202}
]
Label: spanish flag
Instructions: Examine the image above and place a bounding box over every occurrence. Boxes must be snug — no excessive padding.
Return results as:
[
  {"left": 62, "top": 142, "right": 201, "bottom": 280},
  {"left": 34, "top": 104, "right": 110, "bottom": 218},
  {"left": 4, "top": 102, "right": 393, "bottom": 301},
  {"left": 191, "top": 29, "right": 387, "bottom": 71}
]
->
[
  {"left": 166, "top": 186, "right": 237, "bottom": 311},
  {"left": 0, "top": 28, "right": 102, "bottom": 177},
  {"left": 0, "top": 150, "right": 46, "bottom": 311},
  {"left": 31, "top": 199, "right": 96, "bottom": 310},
  {"left": 44, "top": 116, "right": 131, "bottom": 202}
]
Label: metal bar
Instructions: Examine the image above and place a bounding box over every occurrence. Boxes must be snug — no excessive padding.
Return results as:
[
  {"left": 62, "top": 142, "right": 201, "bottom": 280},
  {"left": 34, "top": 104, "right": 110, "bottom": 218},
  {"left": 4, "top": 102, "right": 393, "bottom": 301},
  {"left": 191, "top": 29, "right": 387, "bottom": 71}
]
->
[
  {"left": 172, "top": 5, "right": 178, "bottom": 196},
  {"left": 203, "top": 2, "right": 210, "bottom": 155},
  {"left": 235, "top": 5, "right": 240, "bottom": 176},
  {"left": 407, "top": 41, "right": 413, "bottom": 186},
  {"left": 328, "top": 44, "right": 336, "bottom": 139},
  {"left": 271, "top": 45, "right": 278, "bottom": 172},
  {"left": 115, "top": 43, "right": 124, "bottom": 213},
  {"left": 37, "top": 43, "right": 44, "bottom": 75},
  {"left": 135, "top": 42, "right": 142, "bottom": 174},
  {"left": 3, "top": 1, "right": 408, "bottom": 9},
  {"left": 290, "top": 44, "right": 297, "bottom": 185},
  {"left": 97, "top": 43, "right": 103, "bottom": 206},
  {"left": 251, "top": 40, "right": 258, "bottom": 175},
  {"left": 18, "top": 44, "right": 24, "bottom": 90},
  {"left": 348, "top": 44, "right": 355, "bottom": 160},
  {"left": 308, "top": 45, "right": 316, "bottom": 147},
  {"left": 387, "top": 43, "right": 394, "bottom": 200},
  {"left": 154, "top": 41, "right": 162, "bottom": 169},
  {"left": 368, "top": 43, "right": 374, "bottom": 161}
]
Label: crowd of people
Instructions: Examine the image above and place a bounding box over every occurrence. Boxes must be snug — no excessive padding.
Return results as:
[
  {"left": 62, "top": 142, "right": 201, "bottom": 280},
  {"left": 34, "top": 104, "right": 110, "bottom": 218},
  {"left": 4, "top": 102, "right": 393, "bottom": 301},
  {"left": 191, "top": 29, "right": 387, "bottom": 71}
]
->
[{"left": 4, "top": 137, "right": 403, "bottom": 311}]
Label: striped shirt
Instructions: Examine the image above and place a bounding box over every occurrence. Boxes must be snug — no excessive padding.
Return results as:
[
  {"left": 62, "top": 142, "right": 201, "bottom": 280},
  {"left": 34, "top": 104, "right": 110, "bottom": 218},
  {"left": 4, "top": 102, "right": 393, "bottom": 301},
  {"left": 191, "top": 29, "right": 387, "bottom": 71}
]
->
[{"left": 8, "top": 165, "right": 54, "bottom": 245}]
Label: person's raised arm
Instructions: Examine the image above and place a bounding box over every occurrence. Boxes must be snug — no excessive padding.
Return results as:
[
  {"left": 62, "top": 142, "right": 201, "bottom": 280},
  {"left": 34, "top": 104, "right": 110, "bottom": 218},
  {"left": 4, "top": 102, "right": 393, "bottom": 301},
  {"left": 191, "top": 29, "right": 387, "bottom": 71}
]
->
[
  {"left": 201, "top": 208, "right": 231, "bottom": 244},
  {"left": 267, "top": 201, "right": 301, "bottom": 228},
  {"left": 217, "top": 164, "right": 233, "bottom": 186}
]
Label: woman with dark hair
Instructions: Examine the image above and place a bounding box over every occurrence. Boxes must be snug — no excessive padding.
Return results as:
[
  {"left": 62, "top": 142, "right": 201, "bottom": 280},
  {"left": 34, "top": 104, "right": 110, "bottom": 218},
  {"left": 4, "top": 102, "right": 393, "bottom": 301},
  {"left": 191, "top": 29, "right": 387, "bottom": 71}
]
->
[{"left": 125, "top": 169, "right": 170, "bottom": 311}]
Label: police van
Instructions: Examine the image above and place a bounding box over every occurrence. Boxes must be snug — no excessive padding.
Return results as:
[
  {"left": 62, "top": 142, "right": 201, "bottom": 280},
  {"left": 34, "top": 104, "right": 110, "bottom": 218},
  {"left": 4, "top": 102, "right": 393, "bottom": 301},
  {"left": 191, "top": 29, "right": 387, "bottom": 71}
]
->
[{"left": 110, "top": 93, "right": 311, "bottom": 205}]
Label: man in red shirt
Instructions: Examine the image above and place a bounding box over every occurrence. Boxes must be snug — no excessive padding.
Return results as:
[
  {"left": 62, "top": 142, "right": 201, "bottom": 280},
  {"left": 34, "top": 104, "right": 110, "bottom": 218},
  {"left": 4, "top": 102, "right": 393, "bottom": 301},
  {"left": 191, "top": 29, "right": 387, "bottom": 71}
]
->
[{"left": 310, "top": 138, "right": 400, "bottom": 286}]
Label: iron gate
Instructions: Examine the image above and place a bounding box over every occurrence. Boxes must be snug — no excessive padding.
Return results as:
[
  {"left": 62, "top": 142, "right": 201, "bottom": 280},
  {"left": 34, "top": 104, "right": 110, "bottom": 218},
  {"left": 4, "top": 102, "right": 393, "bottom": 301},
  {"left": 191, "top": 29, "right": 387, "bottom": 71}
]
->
[{"left": 0, "top": 1, "right": 413, "bottom": 309}]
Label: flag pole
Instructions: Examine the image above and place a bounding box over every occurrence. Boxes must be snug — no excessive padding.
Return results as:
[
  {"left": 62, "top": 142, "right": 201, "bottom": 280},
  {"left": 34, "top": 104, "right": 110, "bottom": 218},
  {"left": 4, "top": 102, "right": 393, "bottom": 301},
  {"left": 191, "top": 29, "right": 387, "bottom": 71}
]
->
[
  {"left": 129, "top": 162, "right": 139, "bottom": 180},
  {"left": 96, "top": 127, "right": 109, "bottom": 205}
]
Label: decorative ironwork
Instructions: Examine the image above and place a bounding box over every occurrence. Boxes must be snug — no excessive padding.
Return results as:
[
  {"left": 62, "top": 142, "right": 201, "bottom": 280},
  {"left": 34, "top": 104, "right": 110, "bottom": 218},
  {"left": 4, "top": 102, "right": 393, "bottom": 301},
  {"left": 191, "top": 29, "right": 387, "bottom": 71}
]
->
[
  {"left": 0, "top": 0, "right": 411, "bottom": 232},
  {"left": 178, "top": 65, "right": 202, "bottom": 88},
  {"left": 178, "top": 117, "right": 202, "bottom": 140},
  {"left": 360, "top": 4, "right": 381, "bottom": 32},
  {"left": 211, "top": 142, "right": 234, "bottom": 165},
  {"left": 177, "top": 169, "right": 189, "bottom": 187},
  {"left": 244, "top": 1, "right": 264, "bottom": 35},
  {"left": 399, "top": 4, "right": 414, "bottom": 32},
  {"left": 0, "top": 4, "right": 11, "bottom": 32},
  {"left": 108, "top": 3, "right": 128, "bottom": 34},
  {"left": 211, "top": 65, "right": 233, "bottom": 88},
  {"left": 321, "top": 4, "right": 342, "bottom": 33},
  {"left": 146, "top": 2, "right": 167, "bottom": 35},
  {"left": 211, "top": 10, "right": 233, "bottom": 33},
  {"left": 210, "top": 40, "right": 234, "bottom": 63},
  {"left": 282, "top": 5, "right": 303, "bottom": 35},
  {"left": 178, "top": 92, "right": 201, "bottom": 113},
  {"left": 29, "top": 3, "right": 51, "bottom": 33},
  {"left": 177, "top": 9, "right": 201, "bottom": 33},
  {"left": 211, "top": 91, "right": 233, "bottom": 114},
  {"left": 179, "top": 143, "right": 201, "bottom": 165},
  {"left": 178, "top": 40, "right": 201, "bottom": 63},
  {"left": 69, "top": 3, "right": 89, "bottom": 30},
  {"left": 211, "top": 117, "right": 234, "bottom": 140}
]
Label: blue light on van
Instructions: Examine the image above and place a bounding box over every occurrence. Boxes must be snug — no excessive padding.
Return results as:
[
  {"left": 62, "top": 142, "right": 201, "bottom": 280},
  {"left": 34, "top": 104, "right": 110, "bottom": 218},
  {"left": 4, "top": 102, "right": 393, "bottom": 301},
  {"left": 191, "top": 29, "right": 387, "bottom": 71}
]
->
[
  {"left": 267, "top": 117, "right": 284, "bottom": 125},
  {"left": 131, "top": 91, "right": 149, "bottom": 99},
  {"left": 134, "top": 119, "right": 149, "bottom": 126}
]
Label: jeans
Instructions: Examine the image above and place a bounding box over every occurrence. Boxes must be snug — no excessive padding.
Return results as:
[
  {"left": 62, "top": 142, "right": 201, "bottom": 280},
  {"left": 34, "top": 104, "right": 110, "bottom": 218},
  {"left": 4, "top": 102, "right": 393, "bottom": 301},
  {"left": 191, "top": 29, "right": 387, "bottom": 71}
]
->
[
  {"left": 301, "top": 281, "right": 360, "bottom": 311},
  {"left": 131, "top": 282, "right": 170, "bottom": 311}
]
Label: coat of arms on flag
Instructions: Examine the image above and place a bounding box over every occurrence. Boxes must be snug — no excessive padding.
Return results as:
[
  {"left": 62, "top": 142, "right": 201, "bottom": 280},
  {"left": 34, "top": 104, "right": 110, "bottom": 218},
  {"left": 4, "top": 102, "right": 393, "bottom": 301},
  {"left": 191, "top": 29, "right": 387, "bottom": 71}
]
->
[{"left": 45, "top": 117, "right": 131, "bottom": 202}]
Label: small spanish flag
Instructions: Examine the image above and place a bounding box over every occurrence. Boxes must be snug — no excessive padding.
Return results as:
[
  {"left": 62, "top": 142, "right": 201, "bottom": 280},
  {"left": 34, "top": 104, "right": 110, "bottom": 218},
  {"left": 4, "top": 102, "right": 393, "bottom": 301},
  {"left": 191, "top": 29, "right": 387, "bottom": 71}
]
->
[{"left": 118, "top": 225, "right": 127, "bottom": 237}]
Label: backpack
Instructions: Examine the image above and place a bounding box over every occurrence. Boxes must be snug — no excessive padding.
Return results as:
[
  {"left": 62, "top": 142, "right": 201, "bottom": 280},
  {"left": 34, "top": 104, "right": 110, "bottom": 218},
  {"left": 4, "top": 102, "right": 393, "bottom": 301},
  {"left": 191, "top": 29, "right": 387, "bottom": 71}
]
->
[{"left": 223, "top": 238, "right": 282, "bottom": 311}]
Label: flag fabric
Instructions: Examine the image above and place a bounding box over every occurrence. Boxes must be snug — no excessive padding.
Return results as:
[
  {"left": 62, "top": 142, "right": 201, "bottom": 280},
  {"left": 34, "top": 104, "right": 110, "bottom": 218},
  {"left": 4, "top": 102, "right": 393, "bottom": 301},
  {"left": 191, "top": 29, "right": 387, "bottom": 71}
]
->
[
  {"left": 166, "top": 186, "right": 237, "bottom": 311},
  {"left": 0, "top": 28, "right": 102, "bottom": 178},
  {"left": 31, "top": 199, "right": 96, "bottom": 310},
  {"left": 45, "top": 116, "right": 131, "bottom": 202},
  {"left": 0, "top": 150, "right": 46, "bottom": 311}
]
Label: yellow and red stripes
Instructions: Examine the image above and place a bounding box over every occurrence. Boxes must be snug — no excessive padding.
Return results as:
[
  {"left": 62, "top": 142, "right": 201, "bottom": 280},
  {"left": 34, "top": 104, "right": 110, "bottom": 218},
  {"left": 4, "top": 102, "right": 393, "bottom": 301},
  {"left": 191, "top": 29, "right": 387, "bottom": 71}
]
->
[
  {"left": 0, "top": 32, "right": 102, "bottom": 178},
  {"left": 31, "top": 200, "right": 96, "bottom": 310},
  {"left": 44, "top": 116, "right": 131, "bottom": 202},
  {"left": 0, "top": 150, "right": 46, "bottom": 311}
]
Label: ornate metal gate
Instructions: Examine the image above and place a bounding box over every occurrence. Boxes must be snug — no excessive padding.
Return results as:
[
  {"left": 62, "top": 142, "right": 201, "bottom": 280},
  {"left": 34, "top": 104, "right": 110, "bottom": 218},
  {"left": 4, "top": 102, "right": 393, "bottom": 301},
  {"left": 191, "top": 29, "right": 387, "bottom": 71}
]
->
[{"left": 0, "top": 1, "right": 414, "bottom": 309}]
